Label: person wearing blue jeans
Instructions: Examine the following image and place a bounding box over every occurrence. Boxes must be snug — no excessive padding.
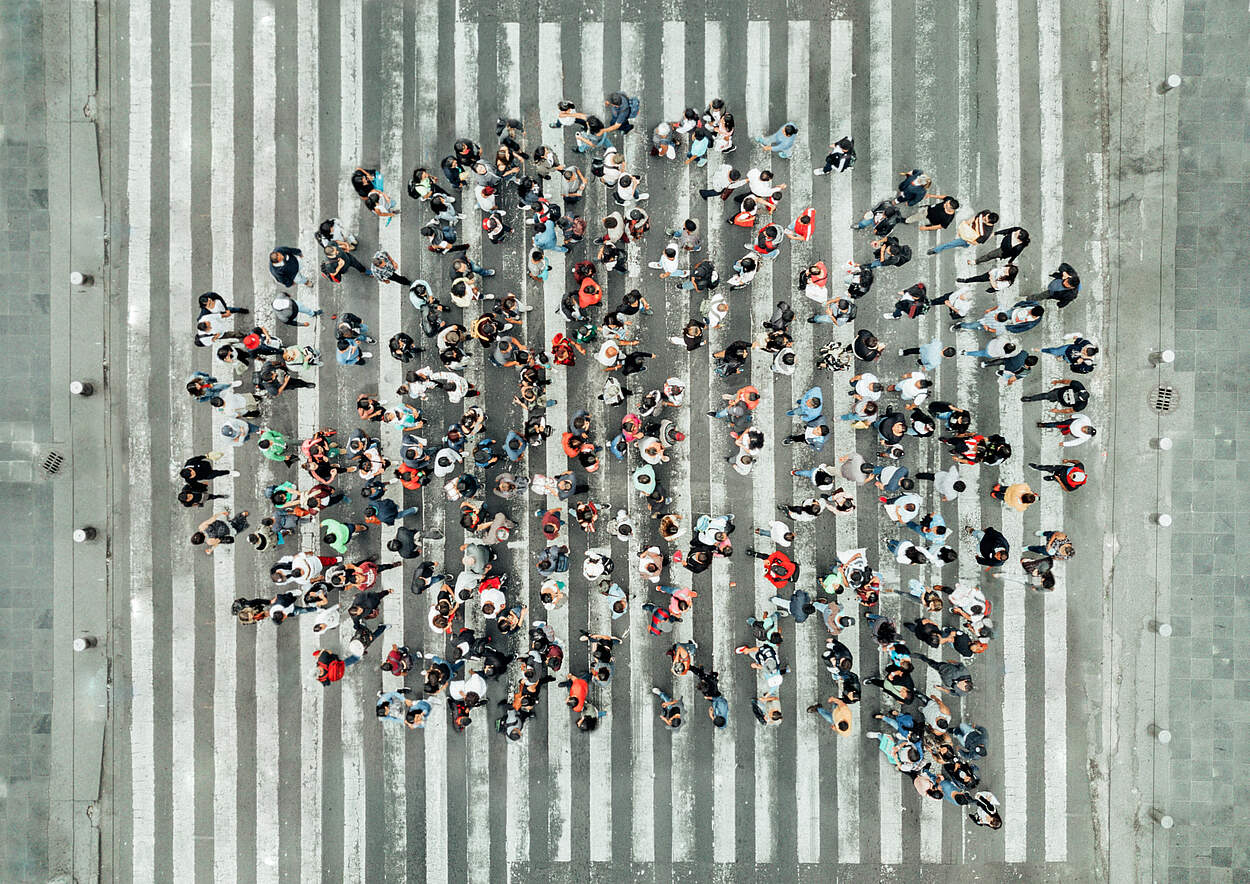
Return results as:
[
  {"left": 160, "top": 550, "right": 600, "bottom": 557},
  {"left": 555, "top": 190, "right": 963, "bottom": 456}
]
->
[
  {"left": 962, "top": 345, "right": 1006, "bottom": 360},
  {"left": 650, "top": 686, "right": 684, "bottom": 727},
  {"left": 189, "top": 371, "right": 234, "bottom": 402},
  {"left": 894, "top": 170, "right": 931, "bottom": 206},
  {"left": 930, "top": 235, "right": 972, "bottom": 254},
  {"left": 464, "top": 257, "right": 495, "bottom": 277},
  {"left": 376, "top": 690, "right": 411, "bottom": 723},
  {"left": 754, "top": 122, "right": 799, "bottom": 158},
  {"left": 880, "top": 710, "right": 917, "bottom": 738}
]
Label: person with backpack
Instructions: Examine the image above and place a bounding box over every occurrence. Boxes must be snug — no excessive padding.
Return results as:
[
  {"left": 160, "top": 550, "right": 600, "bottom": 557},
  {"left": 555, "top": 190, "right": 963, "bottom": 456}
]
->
[
  {"left": 601, "top": 90, "right": 639, "bottom": 134},
  {"left": 313, "top": 649, "right": 354, "bottom": 685},
  {"left": 813, "top": 136, "right": 855, "bottom": 175}
]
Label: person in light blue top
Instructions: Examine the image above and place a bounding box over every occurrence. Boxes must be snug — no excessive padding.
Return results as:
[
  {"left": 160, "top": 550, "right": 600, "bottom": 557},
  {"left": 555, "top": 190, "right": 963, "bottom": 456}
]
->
[
  {"left": 754, "top": 122, "right": 800, "bottom": 158},
  {"left": 786, "top": 386, "right": 824, "bottom": 426},
  {"left": 376, "top": 690, "right": 410, "bottom": 724},
  {"left": 533, "top": 218, "right": 567, "bottom": 253},
  {"left": 898, "top": 336, "right": 957, "bottom": 371}
]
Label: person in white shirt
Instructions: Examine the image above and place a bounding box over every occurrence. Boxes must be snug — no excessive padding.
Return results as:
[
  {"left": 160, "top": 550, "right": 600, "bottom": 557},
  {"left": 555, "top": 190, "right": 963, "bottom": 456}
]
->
[
  {"left": 850, "top": 372, "right": 884, "bottom": 402},
  {"left": 727, "top": 254, "right": 758, "bottom": 289},
  {"left": 930, "top": 285, "right": 978, "bottom": 320},
  {"left": 614, "top": 173, "right": 649, "bottom": 205},
  {"left": 474, "top": 182, "right": 497, "bottom": 213},
  {"left": 962, "top": 337, "right": 1020, "bottom": 361},
  {"left": 1036, "top": 414, "right": 1097, "bottom": 447},
  {"left": 211, "top": 387, "right": 260, "bottom": 420},
  {"left": 743, "top": 167, "right": 786, "bottom": 201},
  {"left": 600, "top": 148, "right": 625, "bottom": 188},
  {"left": 771, "top": 348, "right": 797, "bottom": 376},
  {"left": 752, "top": 519, "right": 794, "bottom": 547},
  {"left": 311, "top": 605, "right": 342, "bottom": 635},
  {"left": 891, "top": 371, "right": 932, "bottom": 408},
  {"left": 882, "top": 493, "right": 922, "bottom": 524},
  {"left": 914, "top": 464, "right": 966, "bottom": 501},
  {"left": 648, "top": 245, "right": 686, "bottom": 279},
  {"left": 598, "top": 211, "right": 628, "bottom": 244},
  {"left": 699, "top": 165, "right": 744, "bottom": 200},
  {"left": 448, "top": 671, "right": 488, "bottom": 704}
]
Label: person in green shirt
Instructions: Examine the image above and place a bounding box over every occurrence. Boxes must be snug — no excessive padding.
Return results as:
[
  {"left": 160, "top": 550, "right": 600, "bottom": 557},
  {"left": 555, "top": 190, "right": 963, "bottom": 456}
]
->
[
  {"left": 321, "top": 518, "right": 368, "bottom": 554},
  {"left": 258, "top": 428, "right": 298, "bottom": 467}
]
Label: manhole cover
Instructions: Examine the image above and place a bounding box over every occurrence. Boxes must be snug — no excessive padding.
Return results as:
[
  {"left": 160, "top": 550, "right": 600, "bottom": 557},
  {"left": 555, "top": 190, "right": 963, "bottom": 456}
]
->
[
  {"left": 40, "top": 450, "right": 65, "bottom": 476},
  {"left": 1149, "top": 385, "right": 1178, "bottom": 414}
]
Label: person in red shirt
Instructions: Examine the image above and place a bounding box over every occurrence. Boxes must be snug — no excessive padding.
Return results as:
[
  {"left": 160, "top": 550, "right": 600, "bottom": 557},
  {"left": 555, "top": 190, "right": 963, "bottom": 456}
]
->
[
  {"left": 642, "top": 602, "right": 680, "bottom": 634},
  {"left": 558, "top": 673, "right": 590, "bottom": 712},
  {"left": 745, "top": 548, "right": 798, "bottom": 590},
  {"left": 380, "top": 643, "right": 415, "bottom": 677}
]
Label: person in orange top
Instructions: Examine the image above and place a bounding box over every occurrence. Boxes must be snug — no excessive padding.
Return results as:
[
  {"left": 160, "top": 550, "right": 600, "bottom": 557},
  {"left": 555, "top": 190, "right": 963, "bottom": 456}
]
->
[
  {"left": 576, "top": 276, "right": 603, "bottom": 309},
  {"left": 558, "top": 673, "right": 590, "bottom": 713},
  {"left": 710, "top": 385, "right": 761, "bottom": 424},
  {"left": 807, "top": 695, "right": 853, "bottom": 734},
  {"left": 745, "top": 548, "right": 798, "bottom": 590},
  {"left": 394, "top": 463, "right": 425, "bottom": 491},
  {"left": 784, "top": 206, "right": 817, "bottom": 242}
]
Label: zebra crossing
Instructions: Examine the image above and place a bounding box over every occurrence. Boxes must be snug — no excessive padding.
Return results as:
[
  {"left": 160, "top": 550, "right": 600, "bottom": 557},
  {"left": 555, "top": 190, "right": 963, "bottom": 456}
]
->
[{"left": 114, "top": 0, "right": 1106, "bottom": 879}]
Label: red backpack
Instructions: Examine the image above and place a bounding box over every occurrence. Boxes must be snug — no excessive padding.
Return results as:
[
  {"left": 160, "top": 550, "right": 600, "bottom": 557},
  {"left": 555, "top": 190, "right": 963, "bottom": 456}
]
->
[{"left": 316, "top": 655, "right": 346, "bottom": 685}]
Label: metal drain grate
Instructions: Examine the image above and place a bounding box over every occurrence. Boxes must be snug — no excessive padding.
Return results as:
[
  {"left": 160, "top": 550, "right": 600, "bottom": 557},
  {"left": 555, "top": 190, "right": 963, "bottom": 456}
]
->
[
  {"left": 40, "top": 450, "right": 65, "bottom": 476},
  {"left": 1150, "top": 385, "right": 1178, "bottom": 414}
]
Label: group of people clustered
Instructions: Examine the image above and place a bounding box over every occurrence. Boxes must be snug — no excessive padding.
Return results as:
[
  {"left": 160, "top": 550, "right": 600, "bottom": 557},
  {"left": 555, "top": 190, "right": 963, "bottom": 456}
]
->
[{"left": 178, "top": 89, "right": 1100, "bottom": 832}]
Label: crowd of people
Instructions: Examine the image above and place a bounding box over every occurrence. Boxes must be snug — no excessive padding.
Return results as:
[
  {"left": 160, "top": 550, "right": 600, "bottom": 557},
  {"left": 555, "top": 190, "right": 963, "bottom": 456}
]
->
[{"left": 178, "top": 87, "right": 1102, "bottom": 831}]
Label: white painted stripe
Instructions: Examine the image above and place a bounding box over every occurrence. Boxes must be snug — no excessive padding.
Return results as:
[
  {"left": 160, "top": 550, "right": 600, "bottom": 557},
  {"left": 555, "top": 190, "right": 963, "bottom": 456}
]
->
[
  {"left": 339, "top": 5, "right": 366, "bottom": 883},
  {"left": 995, "top": 0, "right": 1028, "bottom": 863},
  {"left": 1037, "top": 0, "right": 1069, "bottom": 861},
  {"left": 784, "top": 19, "right": 821, "bottom": 866},
  {"left": 209, "top": 1, "right": 238, "bottom": 879},
  {"left": 127, "top": 1, "right": 155, "bottom": 878},
  {"left": 451, "top": 20, "right": 493, "bottom": 884},
  {"left": 535, "top": 20, "right": 573, "bottom": 863},
  {"left": 415, "top": 13, "right": 448, "bottom": 884},
  {"left": 658, "top": 17, "right": 698, "bottom": 864},
  {"left": 954, "top": 0, "right": 979, "bottom": 862},
  {"left": 827, "top": 18, "right": 860, "bottom": 866},
  {"left": 501, "top": 19, "right": 532, "bottom": 863},
  {"left": 910, "top": 0, "right": 944, "bottom": 862},
  {"left": 579, "top": 18, "right": 615, "bottom": 863},
  {"left": 250, "top": 3, "right": 280, "bottom": 881},
  {"left": 702, "top": 17, "right": 736, "bottom": 866},
  {"left": 167, "top": 1, "right": 196, "bottom": 878},
  {"left": 293, "top": 0, "right": 324, "bottom": 880},
  {"left": 744, "top": 18, "right": 776, "bottom": 863},
  {"left": 378, "top": 1, "right": 407, "bottom": 879}
]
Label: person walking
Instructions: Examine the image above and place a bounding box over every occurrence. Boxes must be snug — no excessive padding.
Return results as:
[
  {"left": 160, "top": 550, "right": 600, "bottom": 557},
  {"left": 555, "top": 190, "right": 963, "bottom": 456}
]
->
[
  {"left": 926, "top": 209, "right": 999, "bottom": 255},
  {"left": 269, "top": 246, "right": 313, "bottom": 287},
  {"left": 1028, "top": 459, "right": 1087, "bottom": 492},
  {"left": 1035, "top": 414, "right": 1097, "bottom": 447}
]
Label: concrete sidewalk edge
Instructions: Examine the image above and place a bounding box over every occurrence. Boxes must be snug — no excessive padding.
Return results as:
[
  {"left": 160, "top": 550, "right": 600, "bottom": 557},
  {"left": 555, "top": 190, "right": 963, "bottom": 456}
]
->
[{"left": 46, "top": 0, "right": 112, "bottom": 882}]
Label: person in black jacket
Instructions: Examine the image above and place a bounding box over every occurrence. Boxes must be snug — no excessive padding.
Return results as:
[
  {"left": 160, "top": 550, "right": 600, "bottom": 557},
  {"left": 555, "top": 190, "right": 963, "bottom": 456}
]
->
[
  {"left": 268, "top": 246, "right": 311, "bottom": 287},
  {"left": 969, "top": 525, "right": 1010, "bottom": 570},
  {"left": 974, "top": 226, "right": 1030, "bottom": 264}
]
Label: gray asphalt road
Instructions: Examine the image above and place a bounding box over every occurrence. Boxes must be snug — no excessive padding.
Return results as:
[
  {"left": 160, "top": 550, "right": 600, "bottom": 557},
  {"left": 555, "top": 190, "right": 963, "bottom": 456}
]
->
[{"left": 102, "top": 0, "right": 1111, "bottom": 881}]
